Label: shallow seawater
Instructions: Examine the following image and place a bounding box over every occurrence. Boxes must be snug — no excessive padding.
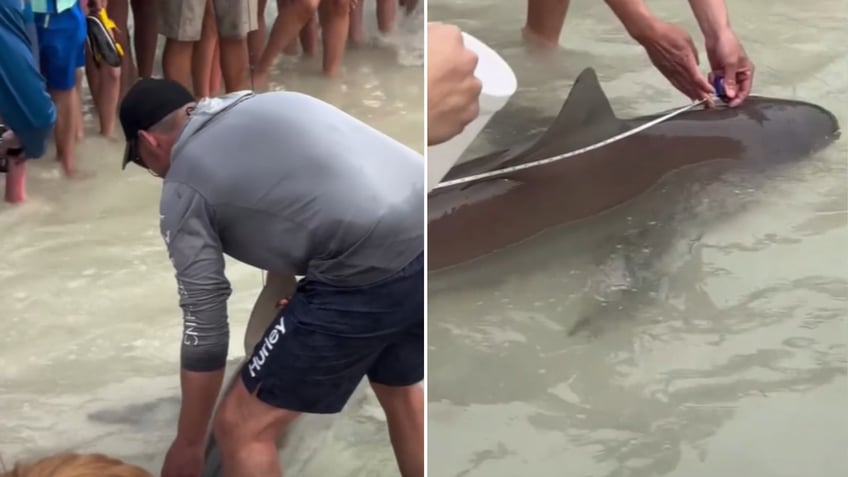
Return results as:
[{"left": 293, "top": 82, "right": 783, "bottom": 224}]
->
[
  {"left": 428, "top": 1, "right": 847, "bottom": 476},
  {"left": 0, "top": 3, "right": 423, "bottom": 475}
]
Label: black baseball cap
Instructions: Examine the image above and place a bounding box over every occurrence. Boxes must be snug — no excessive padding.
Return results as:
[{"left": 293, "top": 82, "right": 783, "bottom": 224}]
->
[{"left": 119, "top": 77, "right": 196, "bottom": 169}]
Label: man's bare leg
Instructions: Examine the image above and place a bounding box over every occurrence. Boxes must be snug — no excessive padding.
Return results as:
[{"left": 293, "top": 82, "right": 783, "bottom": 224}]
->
[
  {"left": 524, "top": 0, "right": 570, "bottom": 48},
  {"left": 193, "top": 0, "right": 219, "bottom": 97},
  {"left": 284, "top": 16, "right": 304, "bottom": 57},
  {"left": 160, "top": 0, "right": 208, "bottom": 94},
  {"left": 348, "top": 0, "right": 364, "bottom": 46},
  {"left": 214, "top": 379, "right": 300, "bottom": 477},
  {"left": 95, "top": 65, "right": 121, "bottom": 136},
  {"left": 130, "top": 0, "right": 159, "bottom": 78},
  {"left": 371, "top": 382, "right": 424, "bottom": 477},
  {"left": 162, "top": 39, "right": 195, "bottom": 93},
  {"left": 74, "top": 68, "right": 85, "bottom": 140},
  {"left": 218, "top": 35, "right": 250, "bottom": 92},
  {"left": 83, "top": 48, "right": 100, "bottom": 106},
  {"left": 284, "top": 32, "right": 300, "bottom": 56},
  {"left": 376, "top": 0, "right": 396, "bottom": 34},
  {"left": 300, "top": 15, "right": 318, "bottom": 57},
  {"left": 248, "top": 0, "right": 269, "bottom": 67},
  {"left": 317, "top": 0, "right": 350, "bottom": 77},
  {"left": 253, "top": 0, "right": 320, "bottom": 90},
  {"left": 109, "top": 0, "right": 136, "bottom": 94},
  {"left": 83, "top": 47, "right": 120, "bottom": 137},
  {"left": 213, "top": 0, "right": 256, "bottom": 93},
  {"left": 5, "top": 158, "right": 27, "bottom": 203},
  {"left": 51, "top": 87, "right": 78, "bottom": 176},
  {"left": 210, "top": 42, "right": 223, "bottom": 94}
]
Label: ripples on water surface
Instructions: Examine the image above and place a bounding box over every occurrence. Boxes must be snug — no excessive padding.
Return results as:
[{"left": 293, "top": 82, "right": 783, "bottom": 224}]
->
[
  {"left": 0, "top": 4, "right": 422, "bottom": 475},
  {"left": 429, "top": 1, "right": 847, "bottom": 476}
]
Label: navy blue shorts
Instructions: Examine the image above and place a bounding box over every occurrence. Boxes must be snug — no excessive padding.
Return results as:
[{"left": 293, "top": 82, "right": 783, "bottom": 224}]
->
[{"left": 241, "top": 253, "right": 424, "bottom": 414}]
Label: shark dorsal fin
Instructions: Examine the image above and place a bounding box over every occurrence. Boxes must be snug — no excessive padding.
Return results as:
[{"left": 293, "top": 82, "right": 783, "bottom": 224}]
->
[
  {"left": 512, "top": 67, "right": 627, "bottom": 163},
  {"left": 442, "top": 68, "right": 629, "bottom": 181},
  {"left": 553, "top": 67, "right": 621, "bottom": 132}
]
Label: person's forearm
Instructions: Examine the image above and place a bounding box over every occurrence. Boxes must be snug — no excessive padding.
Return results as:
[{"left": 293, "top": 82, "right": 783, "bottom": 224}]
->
[
  {"left": 687, "top": 0, "right": 731, "bottom": 43},
  {"left": 176, "top": 368, "right": 225, "bottom": 445},
  {"left": 604, "top": 0, "right": 657, "bottom": 42}
]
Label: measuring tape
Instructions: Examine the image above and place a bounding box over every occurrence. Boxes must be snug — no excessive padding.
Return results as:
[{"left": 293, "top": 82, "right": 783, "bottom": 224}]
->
[{"left": 431, "top": 77, "right": 731, "bottom": 191}]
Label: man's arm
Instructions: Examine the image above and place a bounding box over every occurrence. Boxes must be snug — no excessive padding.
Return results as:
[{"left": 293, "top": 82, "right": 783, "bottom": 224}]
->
[
  {"left": 0, "top": 1, "right": 56, "bottom": 158},
  {"left": 161, "top": 182, "right": 232, "bottom": 446},
  {"left": 603, "top": 0, "right": 657, "bottom": 42},
  {"left": 686, "top": 0, "right": 731, "bottom": 44},
  {"left": 605, "top": 0, "right": 715, "bottom": 103}
]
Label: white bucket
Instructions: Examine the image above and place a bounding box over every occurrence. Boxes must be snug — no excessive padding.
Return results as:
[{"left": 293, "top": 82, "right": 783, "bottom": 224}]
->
[{"left": 427, "top": 31, "right": 517, "bottom": 192}]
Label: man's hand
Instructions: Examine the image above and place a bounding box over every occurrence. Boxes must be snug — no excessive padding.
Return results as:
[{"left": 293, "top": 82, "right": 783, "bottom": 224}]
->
[
  {"left": 161, "top": 436, "right": 205, "bottom": 477},
  {"left": 705, "top": 29, "right": 754, "bottom": 107},
  {"left": 685, "top": 0, "right": 753, "bottom": 107},
  {"left": 164, "top": 368, "right": 224, "bottom": 477},
  {"left": 427, "top": 23, "right": 482, "bottom": 146},
  {"left": 636, "top": 19, "right": 716, "bottom": 106}
]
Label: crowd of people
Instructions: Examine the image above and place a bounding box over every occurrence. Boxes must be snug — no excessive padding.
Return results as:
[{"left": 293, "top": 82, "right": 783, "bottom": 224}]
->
[{"left": 0, "top": 0, "right": 420, "bottom": 204}]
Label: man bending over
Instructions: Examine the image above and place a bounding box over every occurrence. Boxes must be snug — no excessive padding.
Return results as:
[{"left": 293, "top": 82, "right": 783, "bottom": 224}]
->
[{"left": 118, "top": 78, "right": 424, "bottom": 477}]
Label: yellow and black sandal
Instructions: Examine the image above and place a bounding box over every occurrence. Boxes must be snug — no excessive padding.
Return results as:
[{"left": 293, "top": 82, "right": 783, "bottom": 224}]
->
[{"left": 85, "top": 1, "right": 124, "bottom": 68}]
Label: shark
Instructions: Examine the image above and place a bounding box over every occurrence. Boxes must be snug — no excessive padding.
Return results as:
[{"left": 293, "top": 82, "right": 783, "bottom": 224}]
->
[{"left": 428, "top": 67, "right": 841, "bottom": 272}]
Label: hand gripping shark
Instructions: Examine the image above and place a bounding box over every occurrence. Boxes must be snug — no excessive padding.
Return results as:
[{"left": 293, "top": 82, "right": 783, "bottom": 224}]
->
[{"left": 428, "top": 67, "right": 841, "bottom": 271}]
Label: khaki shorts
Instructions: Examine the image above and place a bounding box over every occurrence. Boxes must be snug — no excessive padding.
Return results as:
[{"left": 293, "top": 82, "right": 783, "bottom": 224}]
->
[{"left": 158, "top": 0, "right": 259, "bottom": 41}]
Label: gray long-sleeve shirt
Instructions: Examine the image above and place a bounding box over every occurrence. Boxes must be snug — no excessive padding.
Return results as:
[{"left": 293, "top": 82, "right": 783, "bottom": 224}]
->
[{"left": 160, "top": 91, "right": 424, "bottom": 372}]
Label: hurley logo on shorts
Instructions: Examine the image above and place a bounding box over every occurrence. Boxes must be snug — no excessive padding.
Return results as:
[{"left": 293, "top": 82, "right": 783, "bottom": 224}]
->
[{"left": 247, "top": 314, "right": 287, "bottom": 378}]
